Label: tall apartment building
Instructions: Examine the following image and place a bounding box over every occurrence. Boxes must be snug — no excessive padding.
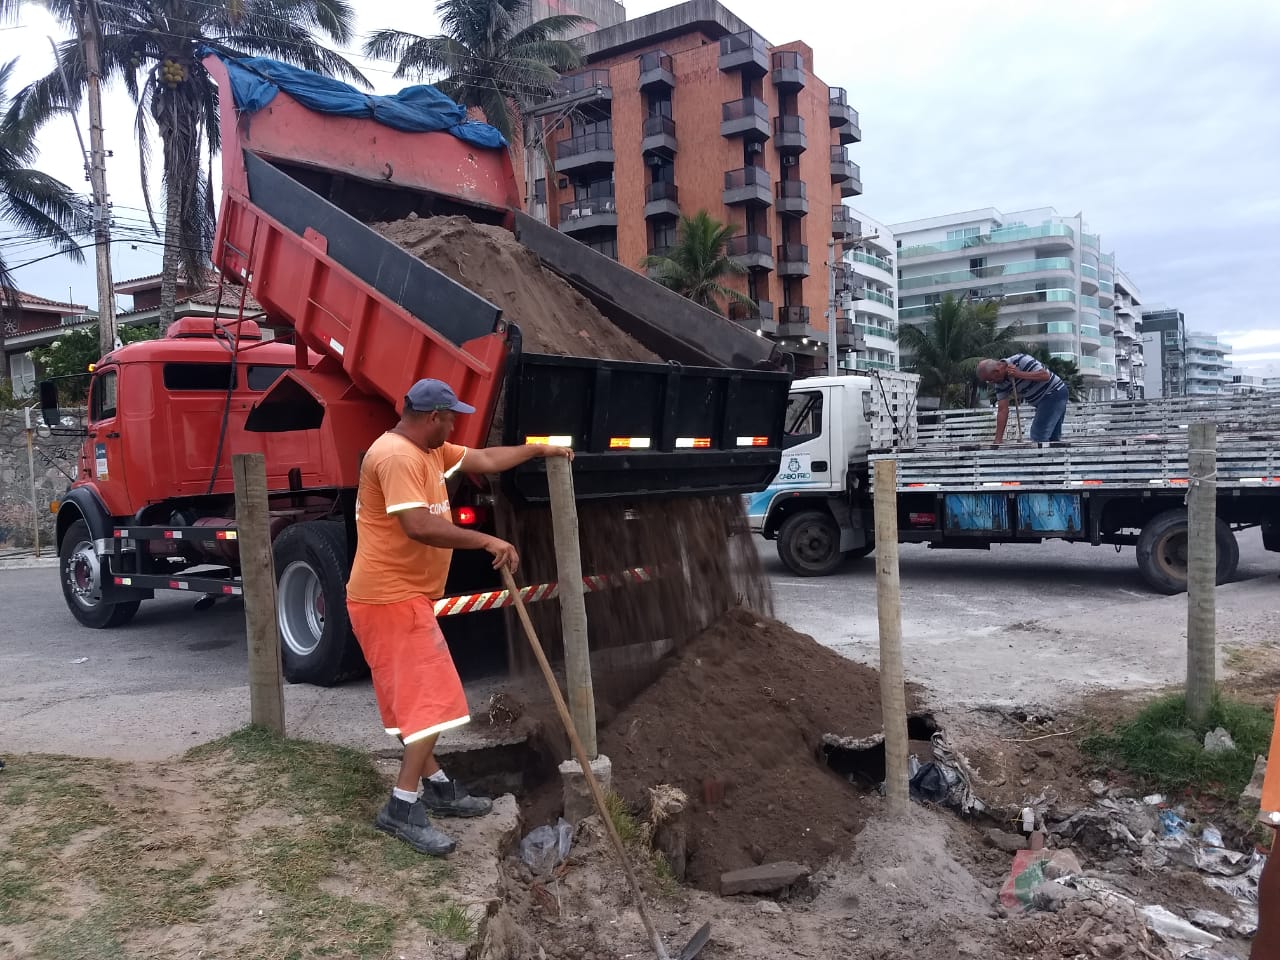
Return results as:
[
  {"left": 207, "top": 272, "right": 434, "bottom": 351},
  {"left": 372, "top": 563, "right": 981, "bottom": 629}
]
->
[
  {"left": 1229, "top": 370, "right": 1280, "bottom": 394},
  {"left": 841, "top": 210, "right": 897, "bottom": 372},
  {"left": 1112, "top": 268, "right": 1144, "bottom": 398},
  {"left": 513, "top": 0, "right": 626, "bottom": 39},
  {"left": 890, "top": 207, "right": 1131, "bottom": 400},
  {"left": 532, "top": 0, "right": 862, "bottom": 374},
  {"left": 1184, "top": 332, "right": 1231, "bottom": 396},
  {"left": 1139, "top": 308, "right": 1186, "bottom": 398}
]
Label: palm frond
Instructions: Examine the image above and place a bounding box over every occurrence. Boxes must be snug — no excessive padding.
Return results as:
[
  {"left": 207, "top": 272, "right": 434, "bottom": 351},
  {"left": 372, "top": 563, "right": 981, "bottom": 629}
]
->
[{"left": 508, "top": 14, "right": 589, "bottom": 46}]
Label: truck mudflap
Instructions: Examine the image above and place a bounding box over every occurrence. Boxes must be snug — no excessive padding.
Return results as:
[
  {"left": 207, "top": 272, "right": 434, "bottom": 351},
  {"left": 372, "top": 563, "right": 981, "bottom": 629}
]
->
[{"left": 502, "top": 352, "right": 792, "bottom": 502}]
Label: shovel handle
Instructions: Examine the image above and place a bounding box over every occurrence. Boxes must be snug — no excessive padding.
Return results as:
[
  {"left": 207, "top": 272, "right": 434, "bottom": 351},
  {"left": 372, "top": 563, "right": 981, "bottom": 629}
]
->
[{"left": 501, "top": 568, "right": 672, "bottom": 960}]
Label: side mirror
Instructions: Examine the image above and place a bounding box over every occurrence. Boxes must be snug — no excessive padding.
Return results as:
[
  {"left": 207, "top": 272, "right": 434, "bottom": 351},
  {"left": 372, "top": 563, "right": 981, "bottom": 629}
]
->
[{"left": 38, "top": 380, "right": 60, "bottom": 428}]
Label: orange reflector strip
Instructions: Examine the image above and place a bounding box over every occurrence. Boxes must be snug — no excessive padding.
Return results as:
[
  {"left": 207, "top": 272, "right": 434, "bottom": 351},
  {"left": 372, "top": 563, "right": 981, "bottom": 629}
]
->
[
  {"left": 525, "top": 435, "right": 573, "bottom": 447},
  {"left": 736, "top": 436, "right": 770, "bottom": 447},
  {"left": 609, "top": 437, "right": 651, "bottom": 449},
  {"left": 1169, "top": 478, "right": 1188, "bottom": 485},
  {"left": 675, "top": 437, "right": 712, "bottom": 449}
]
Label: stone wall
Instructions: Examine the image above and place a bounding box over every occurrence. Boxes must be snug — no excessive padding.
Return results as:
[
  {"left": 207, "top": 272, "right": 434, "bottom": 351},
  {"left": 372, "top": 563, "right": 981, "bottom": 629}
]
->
[{"left": 0, "top": 408, "right": 80, "bottom": 551}]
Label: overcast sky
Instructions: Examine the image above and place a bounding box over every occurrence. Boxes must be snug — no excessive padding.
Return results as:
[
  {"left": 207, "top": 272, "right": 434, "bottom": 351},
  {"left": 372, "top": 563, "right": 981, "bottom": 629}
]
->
[{"left": 3, "top": 0, "right": 1278, "bottom": 372}]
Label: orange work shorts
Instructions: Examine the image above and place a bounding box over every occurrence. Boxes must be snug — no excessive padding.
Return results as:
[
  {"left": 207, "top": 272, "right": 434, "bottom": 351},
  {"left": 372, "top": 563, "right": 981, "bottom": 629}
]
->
[
  {"left": 1263, "top": 694, "right": 1280, "bottom": 829},
  {"left": 347, "top": 595, "right": 470, "bottom": 744}
]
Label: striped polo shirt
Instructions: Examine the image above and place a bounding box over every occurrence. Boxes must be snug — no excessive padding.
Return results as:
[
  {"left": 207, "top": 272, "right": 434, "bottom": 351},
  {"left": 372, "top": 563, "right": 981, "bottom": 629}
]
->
[{"left": 991, "top": 353, "right": 1065, "bottom": 406}]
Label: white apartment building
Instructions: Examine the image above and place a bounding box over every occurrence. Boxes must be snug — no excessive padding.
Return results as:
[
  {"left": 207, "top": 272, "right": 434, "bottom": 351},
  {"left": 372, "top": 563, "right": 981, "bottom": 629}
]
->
[
  {"left": 1185, "top": 332, "right": 1231, "bottom": 396},
  {"left": 840, "top": 209, "right": 898, "bottom": 372},
  {"left": 1229, "top": 369, "right": 1280, "bottom": 394},
  {"left": 1112, "top": 268, "right": 1145, "bottom": 398},
  {"left": 890, "top": 207, "right": 1133, "bottom": 400}
]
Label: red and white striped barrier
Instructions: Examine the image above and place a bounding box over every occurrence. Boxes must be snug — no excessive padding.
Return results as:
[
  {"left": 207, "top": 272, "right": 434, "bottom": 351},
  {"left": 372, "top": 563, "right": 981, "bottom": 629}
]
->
[{"left": 433, "top": 566, "right": 656, "bottom": 618}]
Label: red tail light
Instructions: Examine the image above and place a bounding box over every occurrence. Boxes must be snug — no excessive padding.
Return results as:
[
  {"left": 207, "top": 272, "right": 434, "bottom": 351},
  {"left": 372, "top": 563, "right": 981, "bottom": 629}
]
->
[{"left": 455, "top": 506, "right": 478, "bottom": 527}]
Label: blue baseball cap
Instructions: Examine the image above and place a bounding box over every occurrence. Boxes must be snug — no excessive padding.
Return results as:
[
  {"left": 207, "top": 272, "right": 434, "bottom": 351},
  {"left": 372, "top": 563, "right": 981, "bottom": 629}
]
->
[{"left": 404, "top": 378, "right": 476, "bottom": 415}]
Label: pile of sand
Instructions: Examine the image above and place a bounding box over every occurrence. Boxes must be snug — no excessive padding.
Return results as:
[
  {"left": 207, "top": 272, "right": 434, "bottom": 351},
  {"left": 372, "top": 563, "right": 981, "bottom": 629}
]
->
[{"left": 372, "top": 215, "right": 659, "bottom": 363}]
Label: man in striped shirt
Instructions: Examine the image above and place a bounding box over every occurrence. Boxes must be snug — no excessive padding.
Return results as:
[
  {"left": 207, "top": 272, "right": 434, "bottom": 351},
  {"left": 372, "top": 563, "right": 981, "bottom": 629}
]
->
[{"left": 977, "top": 353, "right": 1069, "bottom": 445}]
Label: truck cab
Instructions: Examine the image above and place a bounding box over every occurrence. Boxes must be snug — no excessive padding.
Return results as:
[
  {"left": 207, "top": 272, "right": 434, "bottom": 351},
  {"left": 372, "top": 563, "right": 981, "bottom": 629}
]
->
[{"left": 747, "top": 374, "right": 907, "bottom": 575}]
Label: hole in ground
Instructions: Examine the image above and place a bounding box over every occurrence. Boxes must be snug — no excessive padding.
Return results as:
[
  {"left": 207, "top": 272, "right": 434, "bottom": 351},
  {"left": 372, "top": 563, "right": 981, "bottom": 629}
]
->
[{"left": 821, "top": 712, "right": 939, "bottom": 787}]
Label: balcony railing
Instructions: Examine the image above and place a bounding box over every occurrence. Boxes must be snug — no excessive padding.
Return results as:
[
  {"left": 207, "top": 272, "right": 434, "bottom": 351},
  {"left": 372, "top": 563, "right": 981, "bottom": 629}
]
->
[
  {"left": 557, "top": 131, "right": 613, "bottom": 159},
  {"left": 557, "top": 69, "right": 611, "bottom": 95},
  {"left": 898, "top": 256, "right": 1073, "bottom": 290},
  {"left": 730, "top": 299, "right": 776, "bottom": 322},
  {"left": 773, "top": 114, "right": 805, "bottom": 136},
  {"left": 861, "top": 288, "right": 894, "bottom": 307},
  {"left": 642, "top": 115, "right": 675, "bottom": 138},
  {"left": 726, "top": 234, "right": 772, "bottom": 258},
  {"left": 772, "top": 50, "right": 803, "bottom": 71},
  {"left": 645, "top": 181, "right": 678, "bottom": 204},
  {"left": 778, "top": 305, "right": 811, "bottom": 325},
  {"left": 722, "top": 97, "right": 769, "bottom": 123},
  {"left": 830, "top": 86, "right": 849, "bottom": 106},
  {"left": 776, "top": 180, "right": 807, "bottom": 199},
  {"left": 637, "top": 51, "right": 674, "bottom": 90},
  {"left": 560, "top": 196, "right": 616, "bottom": 220},
  {"left": 720, "top": 30, "right": 768, "bottom": 59},
  {"left": 898, "top": 223, "right": 1075, "bottom": 258},
  {"left": 850, "top": 250, "right": 892, "bottom": 272},
  {"left": 724, "top": 166, "right": 770, "bottom": 189},
  {"left": 778, "top": 242, "right": 809, "bottom": 262},
  {"left": 854, "top": 321, "right": 897, "bottom": 341}
]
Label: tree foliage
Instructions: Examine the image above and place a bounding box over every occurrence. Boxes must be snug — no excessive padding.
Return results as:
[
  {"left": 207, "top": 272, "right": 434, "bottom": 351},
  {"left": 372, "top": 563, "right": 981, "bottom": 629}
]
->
[
  {"left": 10, "top": 0, "right": 364, "bottom": 326},
  {"left": 365, "top": 0, "right": 587, "bottom": 144},
  {"left": 640, "top": 211, "right": 755, "bottom": 316},
  {"left": 898, "top": 294, "right": 1024, "bottom": 407},
  {"left": 31, "top": 323, "right": 158, "bottom": 379}
]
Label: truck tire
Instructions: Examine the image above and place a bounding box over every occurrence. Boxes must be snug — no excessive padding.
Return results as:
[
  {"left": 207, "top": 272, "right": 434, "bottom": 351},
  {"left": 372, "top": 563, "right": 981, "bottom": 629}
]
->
[
  {"left": 59, "top": 519, "right": 141, "bottom": 628},
  {"left": 273, "top": 520, "right": 366, "bottom": 686},
  {"left": 1136, "top": 509, "right": 1239, "bottom": 595},
  {"left": 777, "top": 510, "right": 844, "bottom": 577}
]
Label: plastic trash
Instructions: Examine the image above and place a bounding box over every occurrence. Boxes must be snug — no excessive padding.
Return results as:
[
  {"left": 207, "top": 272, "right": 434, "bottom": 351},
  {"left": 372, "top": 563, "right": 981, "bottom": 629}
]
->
[
  {"left": 1200, "top": 825, "right": 1224, "bottom": 847},
  {"left": 519, "top": 818, "right": 574, "bottom": 875},
  {"left": 1142, "top": 904, "right": 1222, "bottom": 948},
  {"left": 1159, "top": 809, "right": 1191, "bottom": 840}
]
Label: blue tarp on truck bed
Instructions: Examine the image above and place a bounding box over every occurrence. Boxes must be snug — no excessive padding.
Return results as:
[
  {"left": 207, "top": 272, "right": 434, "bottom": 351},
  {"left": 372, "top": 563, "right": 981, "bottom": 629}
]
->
[{"left": 207, "top": 51, "right": 509, "bottom": 149}]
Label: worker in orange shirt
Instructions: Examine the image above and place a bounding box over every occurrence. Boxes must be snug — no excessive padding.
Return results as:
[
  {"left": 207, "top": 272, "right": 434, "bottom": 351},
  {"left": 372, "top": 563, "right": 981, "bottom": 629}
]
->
[
  {"left": 1253, "top": 694, "right": 1279, "bottom": 960},
  {"left": 346, "top": 378, "right": 573, "bottom": 857}
]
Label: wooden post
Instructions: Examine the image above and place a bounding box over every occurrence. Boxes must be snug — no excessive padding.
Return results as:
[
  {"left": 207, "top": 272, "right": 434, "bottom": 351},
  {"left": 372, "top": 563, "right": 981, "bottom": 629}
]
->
[
  {"left": 1185, "top": 421, "right": 1217, "bottom": 726},
  {"left": 232, "top": 452, "right": 285, "bottom": 734},
  {"left": 546, "top": 456, "right": 596, "bottom": 757},
  {"left": 873, "top": 458, "right": 910, "bottom": 816}
]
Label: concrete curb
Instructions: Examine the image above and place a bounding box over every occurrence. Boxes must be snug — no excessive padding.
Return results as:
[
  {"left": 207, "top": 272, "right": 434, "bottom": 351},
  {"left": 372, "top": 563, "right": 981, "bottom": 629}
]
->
[{"left": 0, "top": 557, "right": 58, "bottom": 570}]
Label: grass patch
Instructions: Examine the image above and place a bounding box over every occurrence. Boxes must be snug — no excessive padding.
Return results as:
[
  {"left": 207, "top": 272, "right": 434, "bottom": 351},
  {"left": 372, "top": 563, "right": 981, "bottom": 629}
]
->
[
  {"left": 1082, "top": 693, "right": 1273, "bottom": 798},
  {"left": 651, "top": 852, "right": 679, "bottom": 897},
  {"left": 427, "top": 903, "right": 476, "bottom": 942},
  {"left": 32, "top": 906, "right": 126, "bottom": 960},
  {"left": 604, "top": 792, "right": 642, "bottom": 846}
]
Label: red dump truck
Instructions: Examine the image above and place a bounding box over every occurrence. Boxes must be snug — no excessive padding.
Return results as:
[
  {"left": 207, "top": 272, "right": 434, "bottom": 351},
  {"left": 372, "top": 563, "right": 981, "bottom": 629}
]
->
[{"left": 41, "top": 54, "right": 791, "bottom": 686}]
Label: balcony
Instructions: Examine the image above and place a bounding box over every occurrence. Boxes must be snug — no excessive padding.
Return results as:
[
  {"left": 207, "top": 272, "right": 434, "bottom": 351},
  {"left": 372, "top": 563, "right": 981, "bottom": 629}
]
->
[
  {"left": 773, "top": 114, "right": 807, "bottom": 153},
  {"left": 559, "top": 196, "right": 616, "bottom": 235},
  {"left": 638, "top": 51, "right": 674, "bottom": 91},
  {"left": 726, "top": 233, "right": 774, "bottom": 271},
  {"left": 830, "top": 146, "right": 862, "bottom": 196},
  {"left": 777, "top": 305, "right": 812, "bottom": 338},
  {"left": 643, "top": 181, "right": 679, "bottom": 219},
  {"left": 719, "top": 30, "right": 769, "bottom": 75},
  {"left": 641, "top": 115, "right": 677, "bottom": 157},
  {"left": 551, "top": 69, "right": 612, "bottom": 107},
  {"left": 555, "top": 131, "right": 615, "bottom": 174},
  {"left": 730, "top": 299, "right": 777, "bottom": 336},
  {"left": 898, "top": 223, "right": 1075, "bottom": 260},
  {"left": 837, "top": 320, "right": 862, "bottom": 350},
  {"left": 775, "top": 179, "right": 808, "bottom": 216},
  {"left": 771, "top": 50, "right": 805, "bottom": 91},
  {"left": 828, "top": 88, "right": 862, "bottom": 143},
  {"left": 850, "top": 249, "right": 893, "bottom": 276},
  {"left": 721, "top": 97, "right": 770, "bottom": 140},
  {"left": 777, "top": 242, "right": 809, "bottom": 277},
  {"left": 832, "top": 205, "right": 860, "bottom": 240},
  {"left": 723, "top": 166, "right": 772, "bottom": 206}
]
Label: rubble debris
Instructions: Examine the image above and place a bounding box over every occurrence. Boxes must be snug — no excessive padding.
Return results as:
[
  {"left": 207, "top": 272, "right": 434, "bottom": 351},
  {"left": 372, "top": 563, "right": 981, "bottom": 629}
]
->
[
  {"left": 985, "top": 827, "right": 1028, "bottom": 855},
  {"left": 1042, "top": 848, "right": 1083, "bottom": 880},
  {"left": 1202, "top": 727, "right": 1236, "bottom": 754},
  {"left": 720, "top": 861, "right": 810, "bottom": 896},
  {"left": 756, "top": 900, "right": 783, "bottom": 915},
  {"left": 1242, "top": 755, "right": 1267, "bottom": 806}
]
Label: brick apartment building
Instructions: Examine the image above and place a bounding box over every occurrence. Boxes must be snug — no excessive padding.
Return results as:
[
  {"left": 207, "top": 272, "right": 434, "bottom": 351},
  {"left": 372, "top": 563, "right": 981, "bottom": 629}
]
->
[{"left": 532, "top": 0, "right": 862, "bottom": 373}]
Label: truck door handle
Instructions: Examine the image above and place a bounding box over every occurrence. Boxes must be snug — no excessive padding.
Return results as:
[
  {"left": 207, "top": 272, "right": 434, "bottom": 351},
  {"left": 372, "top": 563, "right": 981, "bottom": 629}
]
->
[
  {"left": 105, "top": 431, "right": 120, "bottom": 439},
  {"left": 813, "top": 460, "right": 828, "bottom": 472}
]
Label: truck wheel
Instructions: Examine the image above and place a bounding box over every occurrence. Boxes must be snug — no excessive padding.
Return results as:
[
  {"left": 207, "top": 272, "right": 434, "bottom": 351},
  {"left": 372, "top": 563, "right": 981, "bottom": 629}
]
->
[
  {"left": 59, "top": 519, "right": 140, "bottom": 628},
  {"left": 777, "top": 510, "right": 844, "bottom": 577},
  {"left": 273, "top": 520, "right": 366, "bottom": 686},
  {"left": 1136, "top": 509, "right": 1239, "bottom": 595}
]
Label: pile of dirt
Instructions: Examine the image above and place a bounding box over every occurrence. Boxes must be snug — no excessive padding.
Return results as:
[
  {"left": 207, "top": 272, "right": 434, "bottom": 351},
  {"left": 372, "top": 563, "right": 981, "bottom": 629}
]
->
[
  {"left": 372, "top": 214, "right": 659, "bottom": 363},
  {"left": 593, "top": 608, "right": 922, "bottom": 891}
]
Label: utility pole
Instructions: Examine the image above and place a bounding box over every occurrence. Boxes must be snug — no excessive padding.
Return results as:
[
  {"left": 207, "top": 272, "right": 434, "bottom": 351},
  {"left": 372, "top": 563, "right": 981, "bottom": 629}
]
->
[
  {"left": 826, "top": 236, "right": 838, "bottom": 377},
  {"left": 79, "top": 0, "right": 116, "bottom": 358}
]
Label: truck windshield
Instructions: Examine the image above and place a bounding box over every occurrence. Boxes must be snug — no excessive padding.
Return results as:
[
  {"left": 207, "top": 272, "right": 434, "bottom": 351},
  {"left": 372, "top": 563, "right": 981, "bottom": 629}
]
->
[{"left": 784, "top": 391, "right": 822, "bottom": 448}]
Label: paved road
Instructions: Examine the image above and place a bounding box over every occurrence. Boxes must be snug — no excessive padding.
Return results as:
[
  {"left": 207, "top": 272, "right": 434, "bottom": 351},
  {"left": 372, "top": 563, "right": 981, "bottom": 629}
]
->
[{"left": 2, "top": 531, "right": 1275, "bottom": 759}]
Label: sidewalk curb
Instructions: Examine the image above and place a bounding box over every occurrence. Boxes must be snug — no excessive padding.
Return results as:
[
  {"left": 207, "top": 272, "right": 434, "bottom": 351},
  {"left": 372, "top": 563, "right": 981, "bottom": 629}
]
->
[{"left": 0, "top": 557, "right": 58, "bottom": 570}]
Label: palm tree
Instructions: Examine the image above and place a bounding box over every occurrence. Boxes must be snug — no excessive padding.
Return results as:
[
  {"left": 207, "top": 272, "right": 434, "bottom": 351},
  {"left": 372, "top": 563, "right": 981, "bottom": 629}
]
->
[
  {"left": 640, "top": 211, "right": 755, "bottom": 316},
  {"left": 898, "top": 294, "right": 1023, "bottom": 407},
  {"left": 0, "top": 59, "right": 85, "bottom": 385},
  {"left": 365, "top": 0, "right": 588, "bottom": 145},
  {"left": 13, "top": 0, "right": 365, "bottom": 327},
  {"left": 1030, "top": 346, "right": 1086, "bottom": 401}
]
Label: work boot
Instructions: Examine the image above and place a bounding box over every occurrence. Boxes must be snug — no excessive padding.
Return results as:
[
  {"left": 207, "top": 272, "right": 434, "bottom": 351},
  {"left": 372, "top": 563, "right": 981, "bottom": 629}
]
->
[
  {"left": 421, "top": 776, "right": 493, "bottom": 818},
  {"left": 374, "top": 794, "right": 456, "bottom": 856}
]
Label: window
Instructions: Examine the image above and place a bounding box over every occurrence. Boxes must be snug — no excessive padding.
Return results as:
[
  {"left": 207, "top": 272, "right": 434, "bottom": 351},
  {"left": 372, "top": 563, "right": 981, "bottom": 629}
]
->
[
  {"left": 946, "top": 226, "right": 980, "bottom": 240},
  {"left": 784, "top": 392, "right": 822, "bottom": 448},
  {"left": 651, "top": 220, "right": 677, "bottom": 250},
  {"left": 90, "top": 369, "right": 119, "bottom": 421},
  {"left": 584, "top": 236, "right": 618, "bottom": 260},
  {"left": 534, "top": 178, "right": 547, "bottom": 203},
  {"left": 8, "top": 352, "right": 35, "bottom": 397},
  {"left": 647, "top": 93, "right": 672, "bottom": 118},
  {"left": 163, "top": 363, "right": 236, "bottom": 391},
  {"left": 969, "top": 257, "right": 986, "bottom": 271},
  {"left": 246, "top": 366, "right": 288, "bottom": 391}
]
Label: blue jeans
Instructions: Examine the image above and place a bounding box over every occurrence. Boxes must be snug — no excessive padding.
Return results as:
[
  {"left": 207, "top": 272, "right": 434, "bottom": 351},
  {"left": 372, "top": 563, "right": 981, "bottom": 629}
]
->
[{"left": 1029, "top": 384, "right": 1068, "bottom": 442}]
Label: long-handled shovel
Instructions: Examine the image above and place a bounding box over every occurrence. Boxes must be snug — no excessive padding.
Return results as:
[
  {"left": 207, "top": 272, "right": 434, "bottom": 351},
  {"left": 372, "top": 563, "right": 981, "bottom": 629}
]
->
[{"left": 500, "top": 568, "right": 711, "bottom": 960}]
